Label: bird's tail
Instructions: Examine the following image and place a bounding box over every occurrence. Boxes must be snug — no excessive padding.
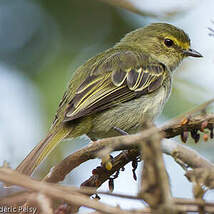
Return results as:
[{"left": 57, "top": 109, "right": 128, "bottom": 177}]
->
[{"left": 16, "top": 126, "right": 70, "bottom": 176}]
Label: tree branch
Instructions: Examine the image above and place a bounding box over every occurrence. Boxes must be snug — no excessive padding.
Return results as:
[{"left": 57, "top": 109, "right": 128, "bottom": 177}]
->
[
  {"left": 44, "top": 113, "right": 214, "bottom": 184},
  {"left": 1, "top": 168, "right": 214, "bottom": 213},
  {"left": 139, "top": 125, "right": 179, "bottom": 213},
  {"left": 0, "top": 168, "right": 130, "bottom": 214}
]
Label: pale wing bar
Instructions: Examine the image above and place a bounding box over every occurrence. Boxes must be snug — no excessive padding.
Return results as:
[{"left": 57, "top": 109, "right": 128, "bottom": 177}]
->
[{"left": 64, "top": 60, "right": 166, "bottom": 122}]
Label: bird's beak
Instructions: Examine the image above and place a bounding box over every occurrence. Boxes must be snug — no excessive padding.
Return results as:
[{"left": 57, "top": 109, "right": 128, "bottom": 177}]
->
[{"left": 183, "top": 48, "right": 203, "bottom": 58}]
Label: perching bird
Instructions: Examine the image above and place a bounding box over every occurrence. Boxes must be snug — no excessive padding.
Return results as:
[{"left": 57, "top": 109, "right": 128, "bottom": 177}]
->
[{"left": 16, "top": 23, "right": 202, "bottom": 176}]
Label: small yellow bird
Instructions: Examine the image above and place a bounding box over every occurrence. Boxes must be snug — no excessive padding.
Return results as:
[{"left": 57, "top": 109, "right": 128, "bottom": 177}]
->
[{"left": 16, "top": 23, "right": 202, "bottom": 176}]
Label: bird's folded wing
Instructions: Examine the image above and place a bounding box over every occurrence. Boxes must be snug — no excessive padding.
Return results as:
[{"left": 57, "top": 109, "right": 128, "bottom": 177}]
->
[{"left": 64, "top": 50, "right": 166, "bottom": 121}]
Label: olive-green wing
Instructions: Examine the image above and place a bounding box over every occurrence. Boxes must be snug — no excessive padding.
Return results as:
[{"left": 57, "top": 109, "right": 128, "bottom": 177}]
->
[{"left": 64, "top": 51, "right": 166, "bottom": 122}]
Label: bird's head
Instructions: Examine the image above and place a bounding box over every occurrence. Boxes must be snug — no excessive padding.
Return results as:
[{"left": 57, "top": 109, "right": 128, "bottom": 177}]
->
[{"left": 118, "top": 23, "right": 202, "bottom": 71}]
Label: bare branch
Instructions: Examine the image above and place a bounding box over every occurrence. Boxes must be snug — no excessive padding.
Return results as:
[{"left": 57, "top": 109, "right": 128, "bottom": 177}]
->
[
  {"left": 81, "top": 149, "right": 139, "bottom": 188},
  {"left": 0, "top": 168, "right": 131, "bottom": 214},
  {"left": 140, "top": 125, "right": 179, "bottom": 213},
  {"left": 36, "top": 194, "right": 53, "bottom": 214},
  {"left": 162, "top": 139, "right": 214, "bottom": 170},
  {"left": 161, "top": 98, "right": 214, "bottom": 130},
  {"left": 44, "top": 113, "right": 214, "bottom": 184},
  {"left": 4, "top": 100, "right": 213, "bottom": 213},
  {"left": 162, "top": 114, "right": 214, "bottom": 139}
]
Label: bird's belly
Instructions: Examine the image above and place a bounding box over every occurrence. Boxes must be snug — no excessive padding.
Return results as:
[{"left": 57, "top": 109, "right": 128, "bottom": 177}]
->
[{"left": 88, "top": 85, "right": 169, "bottom": 139}]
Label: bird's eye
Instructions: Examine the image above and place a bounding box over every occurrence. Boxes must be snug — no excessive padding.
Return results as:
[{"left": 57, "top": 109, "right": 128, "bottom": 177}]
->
[{"left": 164, "top": 38, "right": 174, "bottom": 47}]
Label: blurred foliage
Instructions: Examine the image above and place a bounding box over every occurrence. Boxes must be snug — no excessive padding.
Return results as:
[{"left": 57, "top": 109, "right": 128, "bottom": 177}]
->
[
  {"left": 163, "top": 78, "right": 208, "bottom": 119},
  {"left": 30, "top": 0, "right": 141, "bottom": 128},
  {"left": 2, "top": 0, "right": 205, "bottom": 128}
]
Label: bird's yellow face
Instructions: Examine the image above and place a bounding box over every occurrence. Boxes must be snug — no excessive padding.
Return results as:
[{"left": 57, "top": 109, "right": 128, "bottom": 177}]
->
[
  {"left": 152, "top": 31, "right": 191, "bottom": 71},
  {"left": 159, "top": 32, "right": 190, "bottom": 53},
  {"left": 119, "top": 23, "right": 202, "bottom": 71}
]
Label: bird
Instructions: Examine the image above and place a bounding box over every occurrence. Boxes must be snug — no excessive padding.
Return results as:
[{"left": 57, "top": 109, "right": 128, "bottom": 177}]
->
[{"left": 16, "top": 23, "right": 202, "bottom": 176}]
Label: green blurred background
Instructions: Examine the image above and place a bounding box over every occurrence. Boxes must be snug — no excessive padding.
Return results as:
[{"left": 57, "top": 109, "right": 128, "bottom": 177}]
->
[{"left": 1, "top": 0, "right": 214, "bottom": 206}]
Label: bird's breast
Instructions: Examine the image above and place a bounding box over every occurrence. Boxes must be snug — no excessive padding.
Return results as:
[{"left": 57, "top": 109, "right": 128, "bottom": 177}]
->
[{"left": 87, "top": 78, "right": 171, "bottom": 139}]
